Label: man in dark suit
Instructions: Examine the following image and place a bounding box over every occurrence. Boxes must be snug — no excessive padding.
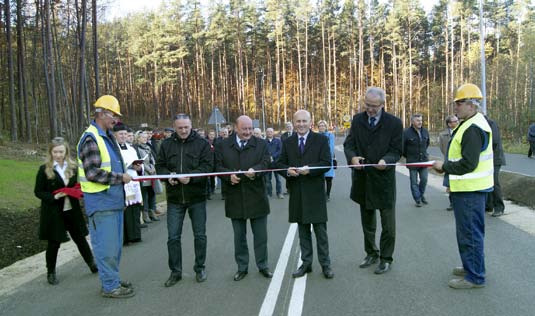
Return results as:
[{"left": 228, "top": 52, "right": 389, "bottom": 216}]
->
[
  {"left": 280, "top": 121, "right": 294, "bottom": 141},
  {"left": 215, "top": 115, "right": 273, "bottom": 281},
  {"left": 343, "top": 87, "right": 403, "bottom": 275},
  {"left": 277, "top": 110, "right": 334, "bottom": 279}
]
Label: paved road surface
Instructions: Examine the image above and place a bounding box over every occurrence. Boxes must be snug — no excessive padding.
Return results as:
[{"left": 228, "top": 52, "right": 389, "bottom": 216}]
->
[{"left": 1, "top": 147, "right": 534, "bottom": 316}]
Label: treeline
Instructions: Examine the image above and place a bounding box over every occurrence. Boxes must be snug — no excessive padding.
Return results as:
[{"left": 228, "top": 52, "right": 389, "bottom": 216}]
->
[{"left": 1, "top": 0, "right": 534, "bottom": 144}]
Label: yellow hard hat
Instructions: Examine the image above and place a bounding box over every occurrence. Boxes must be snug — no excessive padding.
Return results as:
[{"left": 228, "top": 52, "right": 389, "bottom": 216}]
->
[
  {"left": 454, "top": 83, "right": 483, "bottom": 101},
  {"left": 94, "top": 95, "right": 122, "bottom": 116}
]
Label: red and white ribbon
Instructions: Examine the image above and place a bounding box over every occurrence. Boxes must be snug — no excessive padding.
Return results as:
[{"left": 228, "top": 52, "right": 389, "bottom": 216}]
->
[{"left": 132, "top": 161, "right": 435, "bottom": 181}]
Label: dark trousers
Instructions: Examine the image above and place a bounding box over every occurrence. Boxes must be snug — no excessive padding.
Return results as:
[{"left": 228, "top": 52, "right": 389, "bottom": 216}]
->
[
  {"left": 325, "top": 177, "right": 333, "bottom": 197},
  {"left": 486, "top": 166, "right": 505, "bottom": 213},
  {"left": 124, "top": 203, "right": 142, "bottom": 242},
  {"left": 46, "top": 211, "right": 94, "bottom": 273},
  {"left": 297, "top": 223, "right": 331, "bottom": 267},
  {"left": 452, "top": 191, "right": 486, "bottom": 284},
  {"left": 167, "top": 201, "right": 207, "bottom": 274},
  {"left": 231, "top": 215, "right": 268, "bottom": 272},
  {"left": 360, "top": 206, "right": 396, "bottom": 263}
]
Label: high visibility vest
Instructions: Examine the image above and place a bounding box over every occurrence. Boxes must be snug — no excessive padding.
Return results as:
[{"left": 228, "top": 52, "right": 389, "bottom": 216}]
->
[
  {"left": 448, "top": 113, "right": 493, "bottom": 192},
  {"left": 77, "top": 124, "right": 111, "bottom": 193}
]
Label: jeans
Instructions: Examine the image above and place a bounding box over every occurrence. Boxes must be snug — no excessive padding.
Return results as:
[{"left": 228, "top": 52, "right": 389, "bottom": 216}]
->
[
  {"left": 141, "top": 185, "right": 156, "bottom": 212},
  {"left": 167, "top": 201, "right": 207, "bottom": 274},
  {"left": 409, "top": 167, "right": 428, "bottom": 202},
  {"left": 451, "top": 191, "right": 486, "bottom": 285},
  {"left": 264, "top": 171, "right": 282, "bottom": 196},
  {"left": 88, "top": 210, "right": 124, "bottom": 292}
]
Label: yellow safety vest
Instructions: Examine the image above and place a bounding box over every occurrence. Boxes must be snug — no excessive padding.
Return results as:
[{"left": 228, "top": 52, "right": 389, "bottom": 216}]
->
[
  {"left": 77, "top": 124, "right": 112, "bottom": 193},
  {"left": 448, "top": 112, "right": 493, "bottom": 192}
]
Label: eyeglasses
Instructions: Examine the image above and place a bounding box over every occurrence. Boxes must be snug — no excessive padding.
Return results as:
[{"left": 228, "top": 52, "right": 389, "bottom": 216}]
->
[
  {"left": 175, "top": 113, "right": 190, "bottom": 120},
  {"left": 102, "top": 111, "right": 118, "bottom": 119},
  {"left": 364, "top": 103, "right": 383, "bottom": 109}
]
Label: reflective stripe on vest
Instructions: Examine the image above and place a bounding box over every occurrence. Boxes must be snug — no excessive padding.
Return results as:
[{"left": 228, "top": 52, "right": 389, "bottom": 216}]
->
[
  {"left": 77, "top": 124, "right": 112, "bottom": 193},
  {"left": 447, "top": 113, "right": 494, "bottom": 192}
]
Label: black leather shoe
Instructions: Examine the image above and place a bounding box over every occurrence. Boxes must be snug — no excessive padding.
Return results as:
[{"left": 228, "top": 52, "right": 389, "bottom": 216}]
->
[
  {"left": 374, "top": 262, "right": 391, "bottom": 274},
  {"left": 292, "top": 265, "right": 312, "bottom": 278},
  {"left": 233, "top": 271, "right": 248, "bottom": 281},
  {"left": 259, "top": 269, "right": 273, "bottom": 278},
  {"left": 164, "top": 273, "right": 182, "bottom": 287},
  {"left": 322, "top": 266, "right": 334, "bottom": 279},
  {"left": 492, "top": 211, "right": 504, "bottom": 217},
  {"left": 88, "top": 262, "right": 98, "bottom": 274},
  {"left": 359, "top": 255, "right": 378, "bottom": 268},
  {"left": 196, "top": 270, "right": 207, "bottom": 283},
  {"left": 421, "top": 197, "right": 428, "bottom": 204},
  {"left": 47, "top": 272, "right": 59, "bottom": 285}
]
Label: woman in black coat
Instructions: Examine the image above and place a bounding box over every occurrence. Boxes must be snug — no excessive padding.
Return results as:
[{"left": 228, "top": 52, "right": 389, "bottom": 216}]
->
[{"left": 34, "top": 137, "right": 97, "bottom": 285}]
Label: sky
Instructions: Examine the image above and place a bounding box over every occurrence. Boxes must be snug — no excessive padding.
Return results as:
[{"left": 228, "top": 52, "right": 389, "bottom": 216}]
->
[{"left": 105, "top": 0, "right": 439, "bottom": 20}]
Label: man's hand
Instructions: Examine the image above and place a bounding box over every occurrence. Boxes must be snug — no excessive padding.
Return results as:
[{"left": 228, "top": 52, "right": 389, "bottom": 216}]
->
[
  {"left": 298, "top": 165, "right": 310, "bottom": 175},
  {"left": 374, "top": 159, "right": 386, "bottom": 170},
  {"left": 244, "top": 168, "right": 255, "bottom": 179},
  {"left": 433, "top": 161, "right": 444, "bottom": 173},
  {"left": 230, "top": 174, "right": 241, "bottom": 185},
  {"left": 287, "top": 167, "right": 299, "bottom": 177},
  {"left": 168, "top": 172, "right": 178, "bottom": 185},
  {"left": 351, "top": 156, "right": 365, "bottom": 170},
  {"left": 122, "top": 173, "right": 132, "bottom": 183},
  {"left": 178, "top": 176, "right": 190, "bottom": 184},
  {"left": 132, "top": 163, "right": 142, "bottom": 172}
]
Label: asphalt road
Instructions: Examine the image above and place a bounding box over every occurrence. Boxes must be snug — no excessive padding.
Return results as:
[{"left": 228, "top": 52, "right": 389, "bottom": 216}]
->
[{"left": 1, "top": 148, "right": 534, "bottom": 316}]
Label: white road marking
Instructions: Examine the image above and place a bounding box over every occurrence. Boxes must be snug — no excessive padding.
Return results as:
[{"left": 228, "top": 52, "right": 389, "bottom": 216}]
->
[
  {"left": 259, "top": 223, "right": 297, "bottom": 316},
  {"left": 287, "top": 255, "right": 307, "bottom": 316}
]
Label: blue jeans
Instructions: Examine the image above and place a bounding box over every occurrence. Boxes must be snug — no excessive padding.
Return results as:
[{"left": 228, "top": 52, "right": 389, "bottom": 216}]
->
[
  {"left": 167, "top": 201, "right": 207, "bottom": 274},
  {"left": 264, "top": 171, "right": 282, "bottom": 196},
  {"left": 141, "top": 185, "right": 156, "bottom": 212},
  {"left": 451, "top": 191, "right": 486, "bottom": 285},
  {"left": 88, "top": 210, "right": 124, "bottom": 292},
  {"left": 409, "top": 167, "right": 428, "bottom": 202}
]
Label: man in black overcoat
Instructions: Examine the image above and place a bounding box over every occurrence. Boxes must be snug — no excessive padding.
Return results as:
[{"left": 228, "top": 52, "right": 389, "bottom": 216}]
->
[
  {"left": 215, "top": 115, "right": 273, "bottom": 281},
  {"left": 343, "top": 87, "right": 403, "bottom": 275},
  {"left": 276, "top": 110, "right": 334, "bottom": 279}
]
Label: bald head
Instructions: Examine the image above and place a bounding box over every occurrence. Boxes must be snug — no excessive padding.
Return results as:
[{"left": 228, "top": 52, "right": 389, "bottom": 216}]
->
[
  {"left": 236, "top": 115, "right": 253, "bottom": 140},
  {"left": 293, "top": 110, "right": 312, "bottom": 136}
]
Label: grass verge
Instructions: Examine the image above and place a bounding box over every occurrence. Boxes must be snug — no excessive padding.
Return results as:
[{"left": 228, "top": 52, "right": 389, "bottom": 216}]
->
[{"left": 0, "top": 159, "right": 41, "bottom": 211}]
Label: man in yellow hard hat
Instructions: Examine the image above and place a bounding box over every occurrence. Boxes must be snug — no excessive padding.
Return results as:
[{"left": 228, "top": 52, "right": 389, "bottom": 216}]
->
[
  {"left": 77, "top": 95, "right": 135, "bottom": 298},
  {"left": 433, "top": 83, "right": 493, "bottom": 289}
]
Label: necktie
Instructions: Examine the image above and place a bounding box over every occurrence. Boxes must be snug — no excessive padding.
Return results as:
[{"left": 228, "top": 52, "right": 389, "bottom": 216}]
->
[
  {"left": 240, "top": 140, "right": 246, "bottom": 149},
  {"left": 119, "top": 144, "right": 127, "bottom": 150},
  {"left": 299, "top": 137, "right": 305, "bottom": 154},
  {"left": 370, "top": 117, "right": 376, "bottom": 128}
]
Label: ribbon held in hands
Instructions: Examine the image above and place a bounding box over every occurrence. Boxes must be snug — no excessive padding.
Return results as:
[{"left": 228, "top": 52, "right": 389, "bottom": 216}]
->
[
  {"left": 52, "top": 183, "right": 84, "bottom": 199},
  {"left": 132, "top": 161, "right": 436, "bottom": 181}
]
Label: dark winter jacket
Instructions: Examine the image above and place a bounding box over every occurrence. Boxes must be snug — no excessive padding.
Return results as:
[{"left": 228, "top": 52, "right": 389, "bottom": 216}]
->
[
  {"left": 343, "top": 110, "right": 403, "bottom": 210},
  {"left": 34, "top": 165, "right": 88, "bottom": 242},
  {"left": 402, "top": 125, "right": 429, "bottom": 166},
  {"left": 215, "top": 136, "right": 271, "bottom": 219},
  {"left": 276, "top": 132, "right": 331, "bottom": 224},
  {"left": 486, "top": 116, "right": 506, "bottom": 166},
  {"left": 156, "top": 130, "right": 214, "bottom": 204}
]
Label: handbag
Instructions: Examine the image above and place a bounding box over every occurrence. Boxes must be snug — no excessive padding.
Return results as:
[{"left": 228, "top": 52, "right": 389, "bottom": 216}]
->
[{"left": 152, "top": 179, "right": 163, "bottom": 194}]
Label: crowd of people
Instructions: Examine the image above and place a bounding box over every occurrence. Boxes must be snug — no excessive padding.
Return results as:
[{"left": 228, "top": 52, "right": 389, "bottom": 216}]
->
[{"left": 34, "top": 82, "right": 521, "bottom": 298}]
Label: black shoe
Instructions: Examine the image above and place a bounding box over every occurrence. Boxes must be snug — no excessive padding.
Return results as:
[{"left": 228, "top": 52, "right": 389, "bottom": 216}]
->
[
  {"left": 492, "top": 211, "right": 504, "bottom": 217},
  {"left": 233, "top": 271, "right": 248, "bottom": 281},
  {"left": 415, "top": 201, "right": 422, "bottom": 207},
  {"left": 88, "top": 262, "right": 98, "bottom": 274},
  {"left": 259, "top": 268, "right": 273, "bottom": 278},
  {"left": 292, "top": 264, "right": 312, "bottom": 278},
  {"left": 196, "top": 270, "right": 207, "bottom": 283},
  {"left": 359, "top": 255, "right": 378, "bottom": 268},
  {"left": 322, "top": 266, "right": 334, "bottom": 279},
  {"left": 421, "top": 197, "right": 428, "bottom": 205},
  {"left": 374, "top": 262, "right": 391, "bottom": 274},
  {"left": 47, "top": 272, "right": 59, "bottom": 285},
  {"left": 447, "top": 205, "right": 453, "bottom": 211},
  {"left": 164, "top": 273, "right": 182, "bottom": 287}
]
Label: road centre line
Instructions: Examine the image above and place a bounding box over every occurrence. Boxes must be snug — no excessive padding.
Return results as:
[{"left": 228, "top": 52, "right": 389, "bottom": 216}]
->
[
  {"left": 259, "top": 223, "right": 297, "bottom": 316},
  {"left": 287, "top": 255, "right": 307, "bottom": 316}
]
